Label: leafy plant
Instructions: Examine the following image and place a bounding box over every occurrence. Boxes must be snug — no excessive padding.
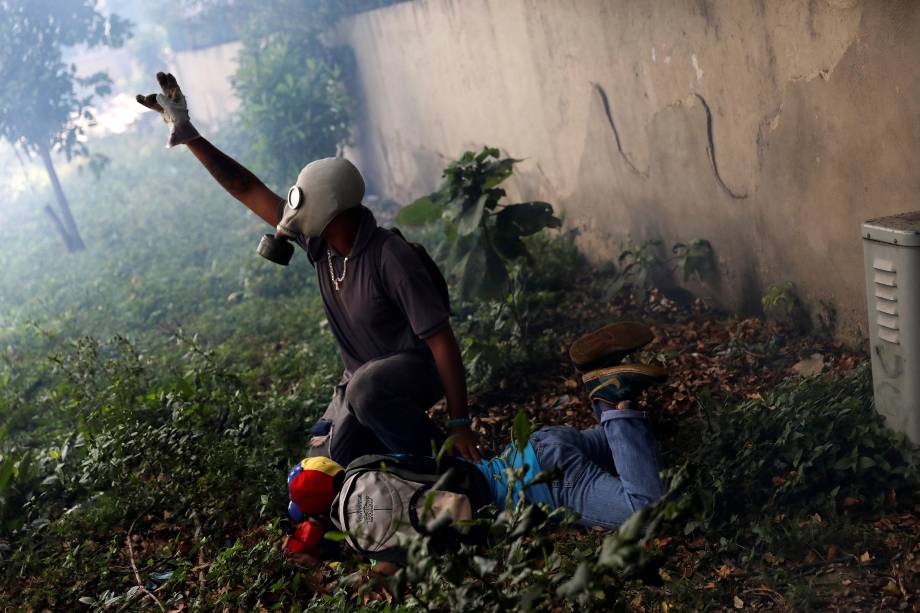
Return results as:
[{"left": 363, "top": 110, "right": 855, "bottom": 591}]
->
[
  {"left": 762, "top": 282, "right": 811, "bottom": 333},
  {"left": 815, "top": 299, "right": 838, "bottom": 338},
  {"left": 611, "top": 239, "right": 665, "bottom": 296},
  {"left": 672, "top": 239, "right": 717, "bottom": 283},
  {"left": 456, "top": 234, "right": 580, "bottom": 392},
  {"left": 611, "top": 238, "right": 716, "bottom": 298},
  {"left": 397, "top": 147, "right": 562, "bottom": 299}
]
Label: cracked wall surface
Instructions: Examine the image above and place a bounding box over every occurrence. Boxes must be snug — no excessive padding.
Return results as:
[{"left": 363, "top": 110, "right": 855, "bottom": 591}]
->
[{"left": 338, "top": 0, "right": 920, "bottom": 336}]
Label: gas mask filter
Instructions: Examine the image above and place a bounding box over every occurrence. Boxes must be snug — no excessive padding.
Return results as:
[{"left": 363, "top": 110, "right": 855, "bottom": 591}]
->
[
  {"left": 256, "top": 233, "right": 295, "bottom": 265},
  {"left": 257, "top": 158, "right": 365, "bottom": 266}
]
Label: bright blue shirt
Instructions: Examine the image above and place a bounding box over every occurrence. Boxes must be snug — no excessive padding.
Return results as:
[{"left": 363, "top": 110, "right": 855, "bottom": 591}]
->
[{"left": 476, "top": 442, "right": 553, "bottom": 508}]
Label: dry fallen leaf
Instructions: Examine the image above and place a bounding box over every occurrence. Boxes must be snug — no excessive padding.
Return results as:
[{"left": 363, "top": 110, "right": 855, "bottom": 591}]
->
[
  {"left": 764, "top": 552, "right": 784, "bottom": 565},
  {"left": 734, "top": 595, "right": 744, "bottom": 609},
  {"left": 791, "top": 353, "right": 825, "bottom": 377},
  {"left": 859, "top": 551, "right": 871, "bottom": 563}
]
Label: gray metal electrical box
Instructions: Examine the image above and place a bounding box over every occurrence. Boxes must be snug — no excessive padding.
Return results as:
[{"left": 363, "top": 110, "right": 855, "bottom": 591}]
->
[{"left": 862, "top": 211, "right": 920, "bottom": 444}]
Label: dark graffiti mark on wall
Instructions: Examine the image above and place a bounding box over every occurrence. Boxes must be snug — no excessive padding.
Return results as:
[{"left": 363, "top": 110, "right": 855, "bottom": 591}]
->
[
  {"left": 591, "top": 82, "right": 649, "bottom": 177},
  {"left": 592, "top": 82, "right": 748, "bottom": 199},
  {"left": 693, "top": 93, "right": 748, "bottom": 199}
]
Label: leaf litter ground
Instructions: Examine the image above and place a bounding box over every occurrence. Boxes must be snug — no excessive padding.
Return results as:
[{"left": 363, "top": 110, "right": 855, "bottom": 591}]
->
[{"left": 431, "top": 288, "right": 919, "bottom": 611}]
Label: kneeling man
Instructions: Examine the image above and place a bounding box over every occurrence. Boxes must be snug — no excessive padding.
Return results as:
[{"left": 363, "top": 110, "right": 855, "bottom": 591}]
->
[{"left": 285, "top": 323, "right": 667, "bottom": 561}]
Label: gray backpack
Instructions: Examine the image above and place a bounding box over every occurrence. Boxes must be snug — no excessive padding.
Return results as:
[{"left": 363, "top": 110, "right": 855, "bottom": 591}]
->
[{"left": 330, "top": 454, "right": 492, "bottom": 563}]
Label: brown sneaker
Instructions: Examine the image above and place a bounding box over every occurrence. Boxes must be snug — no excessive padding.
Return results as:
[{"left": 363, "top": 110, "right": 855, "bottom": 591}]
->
[{"left": 569, "top": 321, "right": 654, "bottom": 371}]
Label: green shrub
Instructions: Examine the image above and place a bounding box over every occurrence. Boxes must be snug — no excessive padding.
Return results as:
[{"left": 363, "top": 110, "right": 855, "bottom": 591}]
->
[
  {"left": 611, "top": 238, "right": 716, "bottom": 298},
  {"left": 455, "top": 233, "right": 582, "bottom": 392},
  {"left": 369, "top": 414, "right": 682, "bottom": 611},
  {"left": 667, "top": 365, "right": 918, "bottom": 555},
  {"left": 761, "top": 282, "right": 811, "bottom": 333},
  {"left": 232, "top": 37, "right": 352, "bottom": 188},
  {"left": 397, "top": 147, "right": 562, "bottom": 300}
]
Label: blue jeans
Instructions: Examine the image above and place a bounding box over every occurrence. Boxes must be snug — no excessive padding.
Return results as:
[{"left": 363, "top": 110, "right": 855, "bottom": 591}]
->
[{"left": 530, "top": 406, "right": 664, "bottom": 529}]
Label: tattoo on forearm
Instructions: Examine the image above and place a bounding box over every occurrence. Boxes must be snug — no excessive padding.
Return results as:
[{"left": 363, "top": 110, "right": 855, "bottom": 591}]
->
[{"left": 199, "top": 142, "right": 259, "bottom": 196}]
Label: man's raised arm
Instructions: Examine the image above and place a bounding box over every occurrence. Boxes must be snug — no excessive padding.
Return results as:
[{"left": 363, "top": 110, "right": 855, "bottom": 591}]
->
[
  {"left": 185, "top": 137, "right": 283, "bottom": 226},
  {"left": 136, "top": 72, "right": 283, "bottom": 227}
]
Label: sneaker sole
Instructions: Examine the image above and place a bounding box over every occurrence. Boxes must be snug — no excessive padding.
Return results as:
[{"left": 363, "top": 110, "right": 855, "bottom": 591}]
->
[
  {"left": 569, "top": 321, "right": 654, "bottom": 369},
  {"left": 581, "top": 363, "right": 669, "bottom": 385}
]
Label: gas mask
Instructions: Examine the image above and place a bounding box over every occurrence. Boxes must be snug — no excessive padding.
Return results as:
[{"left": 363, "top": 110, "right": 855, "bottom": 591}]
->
[{"left": 257, "top": 157, "right": 366, "bottom": 265}]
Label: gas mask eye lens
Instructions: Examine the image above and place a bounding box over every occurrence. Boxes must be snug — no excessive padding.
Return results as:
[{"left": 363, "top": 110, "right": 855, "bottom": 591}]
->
[{"left": 287, "top": 186, "right": 303, "bottom": 209}]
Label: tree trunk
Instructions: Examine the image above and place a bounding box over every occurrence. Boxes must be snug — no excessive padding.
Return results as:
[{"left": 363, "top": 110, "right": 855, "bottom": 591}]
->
[
  {"left": 43, "top": 204, "right": 79, "bottom": 251},
  {"left": 38, "top": 143, "right": 85, "bottom": 252}
]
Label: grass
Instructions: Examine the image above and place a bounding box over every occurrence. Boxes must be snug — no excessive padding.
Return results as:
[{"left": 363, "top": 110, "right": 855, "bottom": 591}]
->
[{"left": 1, "top": 130, "right": 917, "bottom": 611}]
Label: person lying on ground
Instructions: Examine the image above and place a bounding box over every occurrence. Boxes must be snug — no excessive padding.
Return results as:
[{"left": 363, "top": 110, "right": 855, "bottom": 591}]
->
[
  {"left": 136, "top": 72, "right": 480, "bottom": 464},
  {"left": 282, "top": 322, "right": 668, "bottom": 569}
]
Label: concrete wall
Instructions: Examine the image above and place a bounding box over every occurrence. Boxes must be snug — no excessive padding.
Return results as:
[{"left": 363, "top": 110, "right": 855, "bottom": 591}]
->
[
  {"left": 337, "top": 0, "right": 920, "bottom": 336},
  {"left": 169, "top": 41, "right": 242, "bottom": 127}
]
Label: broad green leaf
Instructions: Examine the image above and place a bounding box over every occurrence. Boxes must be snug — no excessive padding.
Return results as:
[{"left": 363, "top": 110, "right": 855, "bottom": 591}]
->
[
  {"left": 435, "top": 435, "right": 456, "bottom": 463},
  {"left": 322, "top": 530, "right": 349, "bottom": 542},
  {"left": 456, "top": 194, "right": 489, "bottom": 236},
  {"left": 478, "top": 244, "right": 509, "bottom": 299},
  {"left": 493, "top": 228, "right": 526, "bottom": 260},
  {"left": 443, "top": 195, "right": 466, "bottom": 222},
  {"left": 455, "top": 239, "right": 508, "bottom": 300},
  {"left": 556, "top": 562, "right": 591, "bottom": 597},
  {"left": 396, "top": 196, "right": 442, "bottom": 226},
  {"left": 0, "top": 456, "right": 15, "bottom": 495},
  {"left": 495, "top": 202, "right": 561, "bottom": 237},
  {"left": 481, "top": 158, "right": 519, "bottom": 189},
  {"left": 474, "top": 147, "right": 499, "bottom": 163},
  {"left": 511, "top": 410, "right": 533, "bottom": 453},
  {"left": 472, "top": 555, "right": 498, "bottom": 576}
]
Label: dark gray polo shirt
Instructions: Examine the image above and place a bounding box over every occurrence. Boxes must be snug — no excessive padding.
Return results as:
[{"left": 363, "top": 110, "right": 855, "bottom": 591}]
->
[{"left": 297, "top": 206, "right": 450, "bottom": 377}]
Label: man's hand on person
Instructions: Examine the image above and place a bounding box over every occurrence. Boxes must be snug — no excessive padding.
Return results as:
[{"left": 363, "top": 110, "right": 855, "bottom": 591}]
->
[
  {"left": 136, "top": 72, "right": 201, "bottom": 148},
  {"left": 451, "top": 424, "right": 482, "bottom": 462}
]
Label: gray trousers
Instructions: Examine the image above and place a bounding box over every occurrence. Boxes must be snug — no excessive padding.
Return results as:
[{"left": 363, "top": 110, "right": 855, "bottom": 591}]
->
[{"left": 309, "top": 350, "right": 446, "bottom": 466}]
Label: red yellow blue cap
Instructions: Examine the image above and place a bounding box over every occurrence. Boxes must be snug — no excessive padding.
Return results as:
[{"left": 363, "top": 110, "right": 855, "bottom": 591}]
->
[{"left": 288, "top": 456, "right": 343, "bottom": 514}]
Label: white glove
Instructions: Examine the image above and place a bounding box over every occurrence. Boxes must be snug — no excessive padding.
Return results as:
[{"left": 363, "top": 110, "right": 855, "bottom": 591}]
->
[{"left": 136, "top": 72, "right": 201, "bottom": 148}]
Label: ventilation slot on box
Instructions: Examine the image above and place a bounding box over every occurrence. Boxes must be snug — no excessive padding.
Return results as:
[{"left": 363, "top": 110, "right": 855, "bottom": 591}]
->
[{"left": 873, "top": 258, "right": 899, "bottom": 345}]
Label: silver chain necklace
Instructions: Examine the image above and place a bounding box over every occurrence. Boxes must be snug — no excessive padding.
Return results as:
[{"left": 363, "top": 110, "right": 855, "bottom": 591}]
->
[{"left": 326, "top": 249, "right": 349, "bottom": 291}]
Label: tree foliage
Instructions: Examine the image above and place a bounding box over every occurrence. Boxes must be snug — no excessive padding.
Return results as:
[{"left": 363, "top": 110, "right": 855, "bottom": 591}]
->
[
  {"left": 0, "top": 0, "right": 131, "bottom": 250},
  {"left": 178, "top": 0, "right": 402, "bottom": 187},
  {"left": 232, "top": 37, "right": 351, "bottom": 187},
  {"left": 0, "top": 0, "right": 131, "bottom": 160}
]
